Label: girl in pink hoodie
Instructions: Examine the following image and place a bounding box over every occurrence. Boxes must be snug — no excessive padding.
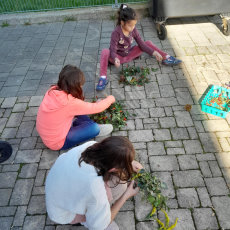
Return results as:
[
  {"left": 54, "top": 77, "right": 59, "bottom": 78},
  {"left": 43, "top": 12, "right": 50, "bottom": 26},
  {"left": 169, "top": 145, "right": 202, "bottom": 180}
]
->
[{"left": 36, "top": 65, "right": 115, "bottom": 150}]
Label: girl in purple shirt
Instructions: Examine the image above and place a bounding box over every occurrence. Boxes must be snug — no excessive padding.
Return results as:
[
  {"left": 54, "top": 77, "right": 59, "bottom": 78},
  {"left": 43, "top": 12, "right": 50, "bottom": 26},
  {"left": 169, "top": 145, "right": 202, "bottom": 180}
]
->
[{"left": 96, "top": 4, "right": 182, "bottom": 91}]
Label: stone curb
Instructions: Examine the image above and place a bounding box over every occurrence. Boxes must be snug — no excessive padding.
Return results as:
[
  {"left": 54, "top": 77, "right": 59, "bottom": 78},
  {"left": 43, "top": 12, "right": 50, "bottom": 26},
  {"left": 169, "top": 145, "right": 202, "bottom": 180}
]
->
[{"left": 0, "top": 3, "right": 149, "bottom": 26}]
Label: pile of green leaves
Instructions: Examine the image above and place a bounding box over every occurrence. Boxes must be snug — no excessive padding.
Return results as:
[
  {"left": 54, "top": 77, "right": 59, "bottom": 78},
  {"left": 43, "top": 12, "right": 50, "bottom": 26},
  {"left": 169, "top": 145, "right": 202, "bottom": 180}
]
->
[
  {"left": 120, "top": 66, "right": 157, "bottom": 86},
  {"left": 90, "top": 101, "right": 129, "bottom": 129},
  {"left": 133, "top": 169, "right": 168, "bottom": 212}
]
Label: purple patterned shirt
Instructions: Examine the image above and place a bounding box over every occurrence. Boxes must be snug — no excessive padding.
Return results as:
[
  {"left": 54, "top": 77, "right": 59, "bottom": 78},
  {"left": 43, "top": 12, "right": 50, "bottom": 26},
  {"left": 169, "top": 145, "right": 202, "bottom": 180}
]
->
[{"left": 109, "top": 25, "right": 154, "bottom": 61}]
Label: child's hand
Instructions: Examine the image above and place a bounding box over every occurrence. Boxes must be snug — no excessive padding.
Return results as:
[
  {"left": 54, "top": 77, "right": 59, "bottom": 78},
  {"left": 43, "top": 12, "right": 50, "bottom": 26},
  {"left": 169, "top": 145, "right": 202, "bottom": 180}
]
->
[
  {"left": 132, "top": 160, "right": 143, "bottom": 173},
  {"left": 123, "top": 180, "right": 139, "bottom": 200},
  {"left": 114, "top": 58, "right": 120, "bottom": 68},
  {"left": 153, "top": 51, "right": 163, "bottom": 62}
]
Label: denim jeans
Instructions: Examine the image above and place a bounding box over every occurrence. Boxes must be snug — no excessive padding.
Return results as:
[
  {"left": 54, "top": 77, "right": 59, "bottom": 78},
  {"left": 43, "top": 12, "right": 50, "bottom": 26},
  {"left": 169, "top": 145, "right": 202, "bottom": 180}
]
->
[{"left": 61, "top": 115, "right": 100, "bottom": 150}]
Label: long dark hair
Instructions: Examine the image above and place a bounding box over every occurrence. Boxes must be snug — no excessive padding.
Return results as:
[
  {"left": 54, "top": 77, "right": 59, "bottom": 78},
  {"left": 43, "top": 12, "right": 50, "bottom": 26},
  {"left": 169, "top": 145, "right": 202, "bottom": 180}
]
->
[
  {"left": 117, "top": 4, "right": 137, "bottom": 26},
  {"left": 56, "top": 65, "right": 85, "bottom": 100},
  {"left": 79, "top": 136, "right": 135, "bottom": 183}
]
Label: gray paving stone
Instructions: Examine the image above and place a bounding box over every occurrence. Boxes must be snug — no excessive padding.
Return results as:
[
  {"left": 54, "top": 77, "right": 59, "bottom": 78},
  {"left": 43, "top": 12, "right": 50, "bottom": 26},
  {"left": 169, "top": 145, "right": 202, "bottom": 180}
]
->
[
  {"left": 2, "top": 164, "right": 20, "bottom": 172},
  {"left": 187, "top": 127, "right": 198, "bottom": 139},
  {"left": 199, "top": 133, "right": 221, "bottom": 152},
  {"left": 153, "top": 129, "right": 171, "bottom": 141},
  {"left": 167, "top": 148, "right": 185, "bottom": 155},
  {"left": 136, "top": 221, "right": 158, "bottom": 230},
  {"left": 0, "top": 217, "right": 13, "bottom": 230},
  {"left": 0, "top": 117, "right": 7, "bottom": 133},
  {"left": 28, "top": 96, "right": 43, "bottom": 107},
  {"left": 1, "top": 127, "right": 18, "bottom": 138},
  {"left": 10, "top": 179, "right": 34, "bottom": 205},
  {"left": 19, "top": 163, "right": 38, "bottom": 178},
  {"left": 199, "top": 161, "right": 212, "bottom": 178},
  {"left": 149, "top": 107, "right": 165, "bottom": 117},
  {"left": 149, "top": 156, "right": 179, "bottom": 171},
  {"left": 19, "top": 137, "right": 37, "bottom": 150},
  {"left": 174, "top": 111, "right": 193, "bottom": 127},
  {"left": 13, "top": 206, "right": 27, "bottom": 227},
  {"left": 0, "top": 206, "right": 16, "bottom": 217},
  {"left": 23, "top": 215, "right": 46, "bottom": 230},
  {"left": 177, "top": 188, "right": 200, "bottom": 208},
  {"left": 147, "top": 142, "right": 166, "bottom": 155},
  {"left": 212, "top": 196, "right": 230, "bottom": 229},
  {"left": 0, "top": 189, "right": 12, "bottom": 206},
  {"left": 178, "top": 155, "right": 199, "bottom": 170},
  {"left": 159, "top": 85, "right": 175, "bottom": 97},
  {"left": 173, "top": 170, "right": 205, "bottom": 187},
  {"left": 27, "top": 195, "right": 46, "bottom": 215},
  {"left": 115, "top": 211, "right": 135, "bottom": 230},
  {"left": 32, "top": 186, "right": 45, "bottom": 195},
  {"left": 0, "top": 172, "right": 17, "bottom": 188},
  {"left": 205, "top": 177, "right": 229, "bottom": 196},
  {"left": 159, "top": 117, "right": 176, "bottom": 128},
  {"left": 15, "top": 149, "right": 42, "bottom": 163},
  {"left": 39, "top": 149, "right": 59, "bottom": 169},
  {"left": 6, "top": 113, "right": 24, "bottom": 128},
  {"left": 171, "top": 128, "right": 189, "bottom": 140},
  {"left": 215, "top": 152, "right": 230, "bottom": 168},
  {"left": 1, "top": 97, "right": 17, "bottom": 108},
  {"left": 176, "top": 90, "right": 194, "bottom": 105},
  {"left": 203, "top": 119, "right": 230, "bottom": 132},
  {"left": 134, "top": 119, "right": 143, "bottom": 129},
  {"left": 24, "top": 107, "right": 38, "bottom": 116},
  {"left": 183, "top": 140, "right": 203, "bottom": 154},
  {"left": 35, "top": 170, "right": 46, "bottom": 186},
  {"left": 208, "top": 161, "right": 222, "bottom": 177},
  {"left": 196, "top": 153, "right": 216, "bottom": 161},
  {"left": 165, "top": 141, "right": 182, "bottom": 148},
  {"left": 16, "top": 121, "right": 35, "bottom": 138},
  {"left": 197, "top": 187, "right": 212, "bottom": 207},
  {"left": 129, "top": 130, "right": 154, "bottom": 142},
  {"left": 156, "top": 73, "right": 171, "bottom": 85},
  {"left": 155, "top": 97, "right": 178, "bottom": 107},
  {"left": 12, "top": 103, "right": 28, "bottom": 112}
]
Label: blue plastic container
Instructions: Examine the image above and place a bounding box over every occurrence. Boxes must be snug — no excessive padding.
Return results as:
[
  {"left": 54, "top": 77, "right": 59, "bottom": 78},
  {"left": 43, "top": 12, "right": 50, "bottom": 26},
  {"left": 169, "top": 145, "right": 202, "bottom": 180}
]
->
[{"left": 201, "top": 85, "right": 230, "bottom": 118}]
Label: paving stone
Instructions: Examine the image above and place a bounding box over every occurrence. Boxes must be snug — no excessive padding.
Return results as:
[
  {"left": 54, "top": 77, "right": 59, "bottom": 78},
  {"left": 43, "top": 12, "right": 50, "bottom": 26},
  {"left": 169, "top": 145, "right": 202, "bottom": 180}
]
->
[
  {"left": 173, "top": 170, "right": 204, "bottom": 187},
  {"left": 125, "top": 90, "right": 146, "bottom": 100},
  {"left": 193, "top": 208, "right": 218, "bottom": 229},
  {"left": 15, "top": 149, "right": 42, "bottom": 163},
  {"left": 19, "top": 163, "right": 38, "bottom": 178},
  {"left": 205, "top": 177, "right": 229, "bottom": 196},
  {"left": 176, "top": 90, "right": 194, "bottom": 105},
  {"left": 159, "top": 85, "right": 175, "bottom": 97},
  {"left": 27, "top": 195, "right": 46, "bottom": 215},
  {"left": 13, "top": 206, "right": 27, "bottom": 227},
  {"left": 215, "top": 152, "right": 230, "bottom": 168},
  {"left": 171, "top": 128, "right": 189, "bottom": 140},
  {"left": 165, "top": 141, "right": 182, "bottom": 148},
  {"left": 202, "top": 119, "right": 230, "bottom": 132},
  {"left": 134, "top": 119, "right": 143, "bottom": 129},
  {"left": 145, "top": 82, "right": 159, "bottom": 98},
  {"left": 6, "top": 113, "right": 24, "bottom": 128},
  {"left": 24, "top": 107, "right": 39, "bottom": 116},
  {"left": 183, "top": 140, "right": 203, "bottom": 154},
  {"left": 212, "top": 196, "right": 230, "bottom": 229},
  {"left": 35, "top": 170, "right": 46, "bottom": 186},
  {"left": 136, "top": 221, "right": 158, "bottom": 230},
  {"left": 149, "top": 156, "right": 179, "bottom": 171},
  {"left": 156, "top": 73, "right": 171, "bottom": 85},
  {"left": 140, "top": 99, "right": 155, "bottom": 108},
  {"left": 196, "top": 153, "right": 216, "bottom": 161},
  {"left": 19, "top": 137, "right": 37, "bottom": 150},
  {"left": 0, "top": 117, "right": 7, "bottom": 133},
  {"left": 158, "top": 209, "right": 195, "bottom": 230},
  {"left": 129, "top": 130, "right": 154, "bottom": 142},
  {"left": 10, "top": 179, "right": 34, "bottom": 205},
  {"left": 147, "top": 142, "right": 166, "bottom": 155},
  {"left": 199, "top": 133, "right": 221, "bottom": 152},
  {"left": 0, "top": 217, "right": 13, "bottom": 230},
  {"left": 1, "top": 127, "right": 18, "bottom": 138},
  {"left": 197, "top": 187, "right": 212, "bottom": 207},
  {"left": 149, "top": 108, "right": 165, "bottom": 118},
  {"left": 177, "top": 188, "right": 200, "bottom": 208},
  {"left": 178, "top": 155, "right": 199, "bottom": 170},
  {"left": 39, "top": 149, "right": 59, "bottom": 169},
  {"left": 2, "top": 164, "right": 20, "bottom": 172},
  {"left": 1, "top": 97, "right": 17, "bottom": 108},
  {"left": 32, "top": 186, "right": 45, "bottom": 195},
  {"left": 174, "top": 111, "right": 193, "bottom": 127},
  {"left": 115, "top": 211, "right": 135, "bottom": 230},
  {"left": 208, "top": 161, "right": 222, "bottom": 177},
  {"left": 133, "top": 109, "right": 149, "bottom": 119},
  {"left": 167, "top": 148, "right": 185, "bottom": 155},
  {"left": 44, "top": 226, "right": 56, "bottom": 230},
  {"left": 0, "top": 172, "right": 17, "bottom": 188},
  {"left": 28, "top": 96, "right": 43, "bottom": 106},
  {"left": 23, "top": 215, "right": 46, "bottom": 230},
  {"left": 16, "top": 121, "right": 35, "bottom": 138},
  {"left": 155, "top": 97, "right": 178, "bottom": 107},
  {"left": 153, "top": 129, "right": 171, "bottom": 141},
  {"left": 159, "top": 117, "right": 176, "bottom": 128},
  {"left": 199, "top": 161, "right": 212, "bottom": 178},
  {"left": 0, "top": 206, "right": 16, "bottom": 217},
  {"left": 0, "top": 189, "right": 12, "bottom": 206}
]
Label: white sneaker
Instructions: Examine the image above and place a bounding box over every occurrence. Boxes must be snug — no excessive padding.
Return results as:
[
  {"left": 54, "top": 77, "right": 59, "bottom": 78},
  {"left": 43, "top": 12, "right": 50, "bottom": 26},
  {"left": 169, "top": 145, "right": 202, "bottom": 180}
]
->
[{"left": 97, "top": 124, "right": 113, "bottom": 137}]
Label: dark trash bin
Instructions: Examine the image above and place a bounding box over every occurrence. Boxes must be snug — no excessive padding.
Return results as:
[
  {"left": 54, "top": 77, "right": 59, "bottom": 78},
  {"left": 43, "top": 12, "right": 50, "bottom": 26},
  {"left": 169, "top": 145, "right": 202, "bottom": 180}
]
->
[{"left": 149, "top": 0, "right": 230, "bottom": 40}]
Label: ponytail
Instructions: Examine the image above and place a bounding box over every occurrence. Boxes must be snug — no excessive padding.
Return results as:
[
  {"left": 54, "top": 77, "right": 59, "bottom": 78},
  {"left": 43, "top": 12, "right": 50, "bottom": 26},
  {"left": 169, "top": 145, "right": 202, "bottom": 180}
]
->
[{"left": 117, "top": 4, "right": 137, "bottom": 26}]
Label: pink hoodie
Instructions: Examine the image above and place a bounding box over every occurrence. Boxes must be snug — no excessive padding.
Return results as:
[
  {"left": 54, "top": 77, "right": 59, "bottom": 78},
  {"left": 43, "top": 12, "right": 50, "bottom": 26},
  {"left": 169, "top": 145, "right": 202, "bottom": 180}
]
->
[{"left": 36, "top": 86, "right": 115, "bottom": 150}]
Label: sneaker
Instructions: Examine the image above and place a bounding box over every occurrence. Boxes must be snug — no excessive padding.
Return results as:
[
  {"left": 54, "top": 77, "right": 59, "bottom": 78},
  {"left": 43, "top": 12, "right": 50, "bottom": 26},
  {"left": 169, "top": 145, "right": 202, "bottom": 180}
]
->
[
  {"left": 162, "top": 56, "right": 182, "bottom": 66},
  {"left": 96, "top": 77, "right": 108, "bottom": 91},
  {"left": 97, "top": 124, "right": 113, "bottom": 137}
]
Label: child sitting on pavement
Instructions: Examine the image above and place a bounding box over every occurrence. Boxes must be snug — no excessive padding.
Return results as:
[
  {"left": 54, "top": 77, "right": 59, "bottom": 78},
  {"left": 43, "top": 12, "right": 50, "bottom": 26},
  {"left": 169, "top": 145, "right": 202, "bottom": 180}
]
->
[{"left": 96, "top": 4, "right": 181, "bottom": 91}]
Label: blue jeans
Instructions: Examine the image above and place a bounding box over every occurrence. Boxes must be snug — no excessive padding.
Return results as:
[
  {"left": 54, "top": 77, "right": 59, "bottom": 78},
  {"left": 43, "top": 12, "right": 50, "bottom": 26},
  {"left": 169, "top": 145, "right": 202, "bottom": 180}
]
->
[{"left": 61, "top": 115, "right": 100, "bottom": 150}]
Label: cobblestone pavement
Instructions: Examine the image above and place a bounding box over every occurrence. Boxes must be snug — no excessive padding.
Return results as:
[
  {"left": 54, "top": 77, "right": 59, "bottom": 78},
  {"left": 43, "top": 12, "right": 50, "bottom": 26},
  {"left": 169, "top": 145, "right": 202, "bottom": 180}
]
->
[{"left": 0, "top": 15, "right": 230, "bottom": 230}]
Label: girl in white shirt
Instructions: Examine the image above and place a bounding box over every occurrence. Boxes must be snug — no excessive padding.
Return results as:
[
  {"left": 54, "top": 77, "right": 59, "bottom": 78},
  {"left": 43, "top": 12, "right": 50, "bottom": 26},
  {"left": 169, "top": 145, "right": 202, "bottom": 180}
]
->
[{"left": 45, "top": 136, "right": 143, "bottom": 230}]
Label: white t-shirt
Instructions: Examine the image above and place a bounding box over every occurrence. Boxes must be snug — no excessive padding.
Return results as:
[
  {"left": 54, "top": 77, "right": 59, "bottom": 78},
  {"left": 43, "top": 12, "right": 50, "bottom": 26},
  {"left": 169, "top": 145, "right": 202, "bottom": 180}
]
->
[{"left": 45, "top": 141, "right": 111, "bottom": 230}]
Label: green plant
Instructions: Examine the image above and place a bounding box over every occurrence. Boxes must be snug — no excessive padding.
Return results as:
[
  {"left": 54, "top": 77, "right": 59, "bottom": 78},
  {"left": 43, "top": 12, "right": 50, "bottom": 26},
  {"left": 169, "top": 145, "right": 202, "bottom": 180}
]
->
[
  {"left": 120, "top": 65, "right": 157, "bottom": 86},
  {"left": 132, "top": 169, "right": 178, "bottom": 230},
  {"left": 64, "top": 16, "right": 75, "bottom": 22},
  {"left": 1, "top": 21, "right": 9, "bottom": 27},
  {"left": 90, "top": 100, "right": 129, "bottom": 129}
]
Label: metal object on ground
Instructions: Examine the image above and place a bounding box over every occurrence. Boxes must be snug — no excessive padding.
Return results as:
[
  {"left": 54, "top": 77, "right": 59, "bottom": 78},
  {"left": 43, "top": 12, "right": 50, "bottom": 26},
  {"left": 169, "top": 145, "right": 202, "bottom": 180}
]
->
[
  {"left": 149, "top": 0, "right": 230, "bottom": 40},
  {"left": 0, "top": 141, "right": 13, "bottom": 163}
]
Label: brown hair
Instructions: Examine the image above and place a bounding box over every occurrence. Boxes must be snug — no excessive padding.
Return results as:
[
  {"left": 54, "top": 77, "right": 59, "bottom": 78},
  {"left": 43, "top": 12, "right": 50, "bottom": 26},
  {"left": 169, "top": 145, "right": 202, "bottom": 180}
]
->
[
  {"left": 57, "top": 65, "right": 85, "bottom": 100},
  {"left": 117, "top": 4, "right": 137, "bottom": 26},
  {"left": 79, "top": 136, "right": 135, "bottom": 183}
]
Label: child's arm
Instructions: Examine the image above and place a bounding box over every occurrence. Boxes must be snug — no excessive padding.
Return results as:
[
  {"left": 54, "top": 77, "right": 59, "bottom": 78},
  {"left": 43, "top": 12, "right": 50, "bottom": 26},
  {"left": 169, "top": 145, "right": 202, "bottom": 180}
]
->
[{"left": 68, "top": 95, "right": 115, "bottom": 116}]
